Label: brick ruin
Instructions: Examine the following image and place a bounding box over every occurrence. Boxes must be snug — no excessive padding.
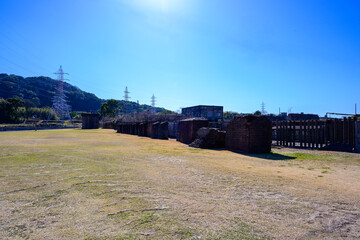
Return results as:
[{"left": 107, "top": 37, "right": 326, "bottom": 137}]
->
[
  {"left": 177, "top": 118, "right": 209, "bottom": 144},
  {"left": 81, "top": 113, "right": 100, "bottom": 129},
  {"left": 190, "top": 127, "right": 226, "bottom": 149},
  {"left": 225, "top": 115, "right": 272, "bottom": 154},
  {"left": 116, "top": 121, "right": 169, "bottom": 140},
  {"left": 115, "top": 115, "right": 275, "bottom": 154}
]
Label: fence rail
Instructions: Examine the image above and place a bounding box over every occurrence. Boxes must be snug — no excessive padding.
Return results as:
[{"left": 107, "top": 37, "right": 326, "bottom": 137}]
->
[{"left": 273, "top": 118, "right": 358, "bottom": 150}]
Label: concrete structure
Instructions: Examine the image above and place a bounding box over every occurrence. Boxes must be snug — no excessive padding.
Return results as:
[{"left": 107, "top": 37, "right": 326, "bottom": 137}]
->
[
  {"left": 81, "top": 113, "right": 100, "bottom": 129},
  {"left": 226, "top": 115, "right": 272, "bottom": 154},
  {"left": 182, "top": 105, "right": 223, "bottom": 121},
  {"left": 177, "top": 118, "right": 209, "bottom": 144}
]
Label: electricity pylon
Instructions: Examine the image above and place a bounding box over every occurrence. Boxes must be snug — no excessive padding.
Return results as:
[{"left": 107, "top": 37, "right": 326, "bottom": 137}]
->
[
  {"left": 49, "top": 66, "right": 71, "bottom": 122},
  {"left": 151, "top": 94, "right": 156, "bottom": 113}
]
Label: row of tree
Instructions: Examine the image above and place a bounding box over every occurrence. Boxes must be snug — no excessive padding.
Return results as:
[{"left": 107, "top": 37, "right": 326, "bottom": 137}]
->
[
  {"left": 0, "top": 97, "right": 174, "bottom": 124},
  {"left": 0, "top": 97, "right": 72, "bottom": 123},
  {"left": 99, "top": 99, "right": 176, "bottom": 117}
]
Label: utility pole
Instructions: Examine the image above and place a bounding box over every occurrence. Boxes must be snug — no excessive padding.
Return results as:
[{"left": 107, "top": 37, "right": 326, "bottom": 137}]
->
[
  {"left": 151, "top": 94, "right": 156, "bottom": 113},
  {"left": 49, "top": 66, "right": 71, "bottom": 122}
]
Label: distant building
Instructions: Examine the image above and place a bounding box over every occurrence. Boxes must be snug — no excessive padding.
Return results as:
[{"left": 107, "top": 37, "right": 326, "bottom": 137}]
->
[
  {"left": 182, "top": 105, "right": 223, "bottom": 121},
  {"left": 288, "top": 112, "right": 319, "bottom": 121}
]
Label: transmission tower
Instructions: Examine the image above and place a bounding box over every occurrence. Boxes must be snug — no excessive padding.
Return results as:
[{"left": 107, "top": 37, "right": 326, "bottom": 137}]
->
[
  {"left": 49, "top": 66, "right": 71, "bottom": 122},
  {"left": 261, "top": 102, "right": 267, "bottom": 115},
  {"left": 124, "top": 86, "right": 130, "bottom": 101},
  {"left": 151, "top": 94, "right": 156, "bottom": 113}
]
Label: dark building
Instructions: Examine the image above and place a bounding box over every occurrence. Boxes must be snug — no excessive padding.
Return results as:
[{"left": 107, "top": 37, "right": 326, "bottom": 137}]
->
[
  {"left": 288, "top": 113, "right": 319, "bottom": 121},
  {"left": 182, "top": 105, "right": 223, "bottom": 121}
]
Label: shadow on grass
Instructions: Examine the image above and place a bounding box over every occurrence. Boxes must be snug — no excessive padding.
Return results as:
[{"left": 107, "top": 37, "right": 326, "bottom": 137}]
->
[
  {"left": 208, "top": 147, "right": 296, "bottom": 161},
  {"left": 245, "top": 152, "right": 296, "bottom": 161},
  {"left": 228, "top": 150, "right": 296, "bottom": 161}
]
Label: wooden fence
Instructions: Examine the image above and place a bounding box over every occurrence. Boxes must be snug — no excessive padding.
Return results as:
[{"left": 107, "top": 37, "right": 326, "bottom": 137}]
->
[{"left": 273, "top": 118, "right": 358, "bottom": 150}]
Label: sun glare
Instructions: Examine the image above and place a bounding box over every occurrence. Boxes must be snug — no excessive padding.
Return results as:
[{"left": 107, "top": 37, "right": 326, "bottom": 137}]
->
[{"left": 127, "top": 0, "right": 184, "bottom": 13}]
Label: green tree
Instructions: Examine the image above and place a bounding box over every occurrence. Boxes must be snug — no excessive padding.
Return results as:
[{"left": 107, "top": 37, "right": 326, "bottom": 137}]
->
[
  {"left": 157, "top": 110, "right": 175, "bottom": 115},
  {"left": 99, "top": 99, "right": 121, "bottom": 117},
  {"left": 254, "top": 110, "right": 261, "bottom": 115},
  {"left": 0, "top": 98, "right": 24, "bottom": 123},
  {"left": 223, "top": 111, "right": 240, "bottom": 120}
]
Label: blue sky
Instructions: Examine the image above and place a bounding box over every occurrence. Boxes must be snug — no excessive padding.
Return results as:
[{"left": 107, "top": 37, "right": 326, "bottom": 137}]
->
[{"left": 0, "top": 0, "right": 359, "bottom": 115}]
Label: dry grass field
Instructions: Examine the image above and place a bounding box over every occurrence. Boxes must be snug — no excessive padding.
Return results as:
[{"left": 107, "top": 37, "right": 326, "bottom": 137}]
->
[{"left": 0, "top": 129, "right": 360, "bottom": 239}]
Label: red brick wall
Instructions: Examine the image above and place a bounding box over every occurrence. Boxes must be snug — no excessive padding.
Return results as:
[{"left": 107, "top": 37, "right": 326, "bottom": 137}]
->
[{"left": 226, "top": 115, "right": 272, "bottom": 154}]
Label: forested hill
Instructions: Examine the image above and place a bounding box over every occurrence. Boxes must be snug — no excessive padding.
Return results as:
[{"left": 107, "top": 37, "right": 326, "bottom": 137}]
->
[{"left": 0, "top": 73, "right": 166, "bottom": 113}]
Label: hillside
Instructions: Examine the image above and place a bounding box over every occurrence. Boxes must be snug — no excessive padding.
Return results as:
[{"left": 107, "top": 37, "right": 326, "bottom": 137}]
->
[{"left": 0, "top": 73, "right": 166, "bottom": 113}]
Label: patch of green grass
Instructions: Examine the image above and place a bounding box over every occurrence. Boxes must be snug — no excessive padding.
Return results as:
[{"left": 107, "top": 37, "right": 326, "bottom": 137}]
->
[
  {"left": 318, "top": 175, "right": 324, "bottom": 178},
  {"left": 307, "top": 167, "right": 314, "bottom": 170},
  {"left": 321, "top": 171, "right": 328, "bottom": 174},
  {"left": 213, "top": 220, "right": 267, "bottom": 240}
]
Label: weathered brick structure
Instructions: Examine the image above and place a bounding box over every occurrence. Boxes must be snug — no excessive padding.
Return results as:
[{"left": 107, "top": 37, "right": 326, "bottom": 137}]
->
[
  {"left": 177, "top": 118, "right": 209, "bottom": 144},
  {"left": 81, "top": 113, "right": 100, "bottom": 129},
  {"left": 159, "top": 122, "right": 169, "bottom": 140},
  {"left": 151, "top": 122, "right": 160, "bottom": 139},
  {"left": 138, "top": 123, "right": 146, "bottom": 136},
  {"left": 190, "top": 127, "right": 225, "bottom": 149},
  {"left": 116, "top": 123, "right": 123, "bottom": 133},
  {"left": 101, "top": 121, "right": 116, "bottom": 129},
  {"left": 146, "top": 122, "right": 154, "bottom": 137},
  {"left": 226, "top": 115, "right": 272, "bottom": 154}
]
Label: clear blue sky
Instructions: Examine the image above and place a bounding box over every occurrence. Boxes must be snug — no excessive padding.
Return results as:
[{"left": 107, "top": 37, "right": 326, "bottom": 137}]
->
[{"left": 0, "top": 0, "right": 359, "bottom": 116}]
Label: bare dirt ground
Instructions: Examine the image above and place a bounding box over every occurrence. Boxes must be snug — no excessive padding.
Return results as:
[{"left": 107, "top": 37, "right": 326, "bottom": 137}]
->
[{"left": 0, "top": 129, "right": 359, "bottom": 239}]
